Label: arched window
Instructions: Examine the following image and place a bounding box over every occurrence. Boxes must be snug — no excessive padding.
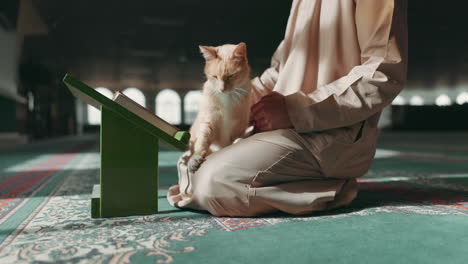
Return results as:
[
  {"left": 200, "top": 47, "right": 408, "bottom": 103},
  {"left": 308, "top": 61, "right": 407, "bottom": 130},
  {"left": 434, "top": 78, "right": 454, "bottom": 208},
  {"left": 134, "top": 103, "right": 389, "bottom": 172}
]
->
[
  {"left": 123, "top": 87, "right": 146, "bottom": 107},
  {"left": 184, "top": 91, "right": 202, "bottom": 124},
  {"left": 88, "top": 87, "right": 113, "bottom": 125},
  {"left": 456, "top": 92, "right": 468, "bottom": 105},
  {"left": 392, "top": 95, "right": 405, "bottom": 105},
  {"left": 435, "top": 94, "right": 451, "bottom": 106},
  {"left": 409, "top": 95, "right": 424, "bottom": 106},
  {"left": 156, "top": 89, "right": 181, "bottom": 124}
]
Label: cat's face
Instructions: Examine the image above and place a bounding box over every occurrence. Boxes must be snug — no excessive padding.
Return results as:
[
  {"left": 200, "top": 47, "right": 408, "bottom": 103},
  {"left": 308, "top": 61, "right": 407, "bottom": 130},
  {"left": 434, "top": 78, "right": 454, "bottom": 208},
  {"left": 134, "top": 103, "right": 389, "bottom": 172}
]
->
[{"left": 199, "top": 43, "right": 251, "bottom": 93}]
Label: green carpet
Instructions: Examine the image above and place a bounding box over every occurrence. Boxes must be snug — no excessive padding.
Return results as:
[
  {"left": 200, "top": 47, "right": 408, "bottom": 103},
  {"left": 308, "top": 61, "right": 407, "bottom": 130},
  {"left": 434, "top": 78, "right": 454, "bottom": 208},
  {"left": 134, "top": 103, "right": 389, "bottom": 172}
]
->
[{"left": 0, "top": 132, "right": 467, "bottom": 263}]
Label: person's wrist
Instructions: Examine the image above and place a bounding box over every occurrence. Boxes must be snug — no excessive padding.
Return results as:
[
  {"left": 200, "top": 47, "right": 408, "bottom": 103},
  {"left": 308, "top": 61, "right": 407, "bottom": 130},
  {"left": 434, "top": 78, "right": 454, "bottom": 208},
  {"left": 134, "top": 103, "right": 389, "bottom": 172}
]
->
[{"left": 281, "top": 95, "right": 295, "bottom": 129}]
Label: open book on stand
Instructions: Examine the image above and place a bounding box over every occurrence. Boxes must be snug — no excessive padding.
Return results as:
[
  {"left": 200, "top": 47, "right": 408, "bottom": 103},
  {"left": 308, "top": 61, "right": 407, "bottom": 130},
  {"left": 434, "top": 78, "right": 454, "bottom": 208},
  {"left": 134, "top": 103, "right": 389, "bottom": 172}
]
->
[{"left": 112, "top": 91, "right": 179, "bottom": 136}]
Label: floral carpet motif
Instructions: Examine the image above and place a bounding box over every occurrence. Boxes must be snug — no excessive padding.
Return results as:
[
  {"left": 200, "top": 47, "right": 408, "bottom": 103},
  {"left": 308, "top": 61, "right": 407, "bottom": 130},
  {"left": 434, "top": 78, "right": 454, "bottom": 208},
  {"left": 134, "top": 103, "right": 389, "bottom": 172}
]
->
[{"left": 0, "top": 135, "right": 467, "bottom": 263}]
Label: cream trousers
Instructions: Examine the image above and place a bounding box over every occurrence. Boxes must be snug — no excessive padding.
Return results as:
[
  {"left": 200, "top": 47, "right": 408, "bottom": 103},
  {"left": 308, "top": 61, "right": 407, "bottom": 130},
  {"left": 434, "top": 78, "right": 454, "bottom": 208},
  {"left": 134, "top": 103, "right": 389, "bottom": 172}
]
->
[{"left": 167, "top": 129, "right": 363, "bottom": 217}]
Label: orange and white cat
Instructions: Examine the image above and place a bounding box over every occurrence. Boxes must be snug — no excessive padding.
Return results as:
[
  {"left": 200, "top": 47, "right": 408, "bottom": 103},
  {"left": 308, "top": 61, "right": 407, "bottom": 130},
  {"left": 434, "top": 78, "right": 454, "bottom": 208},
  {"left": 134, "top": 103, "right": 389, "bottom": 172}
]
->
[{"left": 187, "top": 42, "right": 253, "bottom": 172}]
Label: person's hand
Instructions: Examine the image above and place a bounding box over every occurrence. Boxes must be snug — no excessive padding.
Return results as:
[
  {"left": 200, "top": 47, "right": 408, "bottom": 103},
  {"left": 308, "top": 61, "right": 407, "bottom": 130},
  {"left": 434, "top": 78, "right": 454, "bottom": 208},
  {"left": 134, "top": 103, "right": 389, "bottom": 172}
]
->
[{"left": 250, "top": 91, "right": 293, "bottom": 133}]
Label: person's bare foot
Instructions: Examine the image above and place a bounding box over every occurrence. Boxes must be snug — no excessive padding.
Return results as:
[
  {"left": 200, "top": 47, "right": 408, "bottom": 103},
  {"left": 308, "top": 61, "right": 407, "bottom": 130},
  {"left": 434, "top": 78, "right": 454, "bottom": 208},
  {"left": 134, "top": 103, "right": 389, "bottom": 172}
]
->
[{"left": 327, "top": 178, "right": 358, "bottom": 209}]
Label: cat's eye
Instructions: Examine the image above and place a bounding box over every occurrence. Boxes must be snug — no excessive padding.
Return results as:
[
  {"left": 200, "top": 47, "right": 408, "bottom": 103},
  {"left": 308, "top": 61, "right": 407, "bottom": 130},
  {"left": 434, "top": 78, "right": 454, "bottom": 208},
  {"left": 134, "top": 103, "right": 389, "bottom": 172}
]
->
[
  {"left": 226, "top": 74, "right": 234, "bottom": 80},
  {"left": 210, "top": 75, "right": 218, "bottom": 79}
]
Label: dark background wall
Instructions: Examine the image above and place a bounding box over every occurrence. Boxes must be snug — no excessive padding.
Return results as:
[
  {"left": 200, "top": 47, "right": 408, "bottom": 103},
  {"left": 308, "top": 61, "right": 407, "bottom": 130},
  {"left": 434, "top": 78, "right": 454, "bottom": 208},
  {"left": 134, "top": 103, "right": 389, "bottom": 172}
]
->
[
  {"left": 1, "top": 0, "right": 468, "bottom": 141},
  {"left": 20, "top": 0, "right": 468, "bottom": 89}
]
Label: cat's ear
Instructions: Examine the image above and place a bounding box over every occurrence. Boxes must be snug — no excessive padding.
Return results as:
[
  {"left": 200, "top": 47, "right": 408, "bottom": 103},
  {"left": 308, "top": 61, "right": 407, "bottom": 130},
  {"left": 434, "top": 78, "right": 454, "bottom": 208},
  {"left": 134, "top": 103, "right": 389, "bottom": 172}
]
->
[
  {"left": 232, "top": 42, "right": 247, "bottom": 63},
  {"left": 199, "top": 45, "right": 218, "bottom": 61}
]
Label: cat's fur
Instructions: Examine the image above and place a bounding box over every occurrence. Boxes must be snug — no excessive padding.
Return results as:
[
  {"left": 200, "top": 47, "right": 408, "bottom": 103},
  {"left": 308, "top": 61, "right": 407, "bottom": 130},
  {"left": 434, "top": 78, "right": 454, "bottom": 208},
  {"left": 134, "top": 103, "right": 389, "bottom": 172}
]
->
[{"left": 187, "top": 42, "right": 253, "bottom": 172}]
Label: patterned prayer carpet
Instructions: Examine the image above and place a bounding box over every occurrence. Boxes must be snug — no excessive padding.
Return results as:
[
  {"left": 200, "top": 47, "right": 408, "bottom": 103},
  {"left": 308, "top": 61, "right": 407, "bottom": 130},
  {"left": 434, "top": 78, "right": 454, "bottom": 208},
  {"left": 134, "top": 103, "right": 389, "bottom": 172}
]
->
[{"left": 0, "top": 132, "right": 467, "bottom": 263}]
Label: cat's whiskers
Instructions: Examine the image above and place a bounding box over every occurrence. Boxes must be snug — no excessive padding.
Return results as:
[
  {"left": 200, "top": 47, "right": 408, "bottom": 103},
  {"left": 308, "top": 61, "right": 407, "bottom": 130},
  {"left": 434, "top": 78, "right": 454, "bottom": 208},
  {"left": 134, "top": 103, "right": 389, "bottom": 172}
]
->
[
  {"left": 230, "top": 86, "right": 250, "bottom": 104},
  {"left": 210, "top": 83, "right": 250, "bottom": 104}
]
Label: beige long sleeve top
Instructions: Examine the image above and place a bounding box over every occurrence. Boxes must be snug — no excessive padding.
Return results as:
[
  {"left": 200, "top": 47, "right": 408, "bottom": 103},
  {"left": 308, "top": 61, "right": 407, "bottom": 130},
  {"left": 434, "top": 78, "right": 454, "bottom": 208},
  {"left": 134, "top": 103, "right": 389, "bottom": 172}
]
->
[{"left": 251, "top": 0, "right": 407, "bottom": 134}]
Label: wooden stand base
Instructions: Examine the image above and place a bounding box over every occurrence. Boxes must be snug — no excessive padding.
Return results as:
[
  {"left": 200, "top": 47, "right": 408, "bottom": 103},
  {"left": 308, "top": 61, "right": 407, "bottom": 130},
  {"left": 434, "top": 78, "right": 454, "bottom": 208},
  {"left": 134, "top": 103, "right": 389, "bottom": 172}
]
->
[{"left": 92, "top": 106, "right": 159, "bottom": 218}]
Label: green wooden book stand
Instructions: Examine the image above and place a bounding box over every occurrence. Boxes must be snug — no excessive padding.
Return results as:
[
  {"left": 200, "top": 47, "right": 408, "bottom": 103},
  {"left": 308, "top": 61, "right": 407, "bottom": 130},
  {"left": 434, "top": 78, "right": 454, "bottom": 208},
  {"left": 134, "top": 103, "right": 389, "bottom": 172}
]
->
[{"left": 63, "top": 74, "right": 189, "bottom": 218}]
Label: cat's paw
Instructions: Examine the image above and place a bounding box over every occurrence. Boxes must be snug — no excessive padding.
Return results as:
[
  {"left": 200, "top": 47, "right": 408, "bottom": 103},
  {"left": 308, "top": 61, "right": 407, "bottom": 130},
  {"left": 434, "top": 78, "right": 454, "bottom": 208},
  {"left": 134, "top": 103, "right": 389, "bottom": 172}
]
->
[
  {"left": 180, "top": 151, "right": 192, "bottom": 164},
  {"left": 188, "top": 154, "right": 205, "bottom": 173}
]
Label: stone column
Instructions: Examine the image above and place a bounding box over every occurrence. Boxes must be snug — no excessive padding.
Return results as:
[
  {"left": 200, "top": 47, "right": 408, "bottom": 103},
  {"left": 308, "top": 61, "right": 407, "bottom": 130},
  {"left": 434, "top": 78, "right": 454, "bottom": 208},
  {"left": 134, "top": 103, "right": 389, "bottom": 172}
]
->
[
  {"left": 144, "top": 91, "right": 156, "bottom": 114},
  {"left": 179, "top": 90, "right": 186, "bottom": 125}
]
